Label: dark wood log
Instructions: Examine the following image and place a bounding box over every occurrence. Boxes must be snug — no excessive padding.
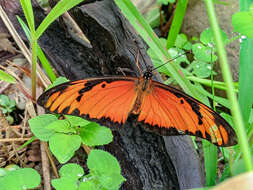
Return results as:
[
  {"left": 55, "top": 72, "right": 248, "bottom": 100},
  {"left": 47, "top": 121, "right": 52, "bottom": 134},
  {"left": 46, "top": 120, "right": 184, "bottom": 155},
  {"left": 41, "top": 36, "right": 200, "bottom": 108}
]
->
[{"left": 1, "top": 0, "right": 205, "bottom": 189}]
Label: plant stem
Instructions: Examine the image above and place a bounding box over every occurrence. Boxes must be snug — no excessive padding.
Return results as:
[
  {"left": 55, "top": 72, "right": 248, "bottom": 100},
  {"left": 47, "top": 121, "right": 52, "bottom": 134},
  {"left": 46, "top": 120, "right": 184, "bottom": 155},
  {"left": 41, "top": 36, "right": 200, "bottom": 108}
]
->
[
  {"left": 166, "top": 0, "right": 189, "bottom": 49},
  {"left": 204, "top": 0, "right": 253, "bottom": 171},
  {"left": 31, "top": 38, "right": 37, "bottom": 99}
]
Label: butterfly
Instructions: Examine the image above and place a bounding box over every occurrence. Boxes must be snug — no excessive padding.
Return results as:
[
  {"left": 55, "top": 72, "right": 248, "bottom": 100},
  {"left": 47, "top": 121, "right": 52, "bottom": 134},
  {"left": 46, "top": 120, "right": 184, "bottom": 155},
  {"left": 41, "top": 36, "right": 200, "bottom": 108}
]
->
[{"left": 37, "top": 65, "right": 237, "bottom": 147}]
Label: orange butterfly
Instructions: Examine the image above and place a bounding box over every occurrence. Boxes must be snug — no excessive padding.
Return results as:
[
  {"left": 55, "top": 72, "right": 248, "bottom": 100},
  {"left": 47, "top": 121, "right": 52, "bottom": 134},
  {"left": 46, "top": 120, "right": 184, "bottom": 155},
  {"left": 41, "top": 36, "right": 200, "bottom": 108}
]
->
[{"left": 37, "top": 66, "right": 237, "bottom": 147}]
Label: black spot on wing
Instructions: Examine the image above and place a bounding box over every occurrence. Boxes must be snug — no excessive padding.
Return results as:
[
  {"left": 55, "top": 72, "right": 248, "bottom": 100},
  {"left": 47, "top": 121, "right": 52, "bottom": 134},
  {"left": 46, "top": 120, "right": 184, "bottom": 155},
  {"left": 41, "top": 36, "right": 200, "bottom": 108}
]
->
[{"left": 76, "top": 95, "right": 82, "bottom": 102}]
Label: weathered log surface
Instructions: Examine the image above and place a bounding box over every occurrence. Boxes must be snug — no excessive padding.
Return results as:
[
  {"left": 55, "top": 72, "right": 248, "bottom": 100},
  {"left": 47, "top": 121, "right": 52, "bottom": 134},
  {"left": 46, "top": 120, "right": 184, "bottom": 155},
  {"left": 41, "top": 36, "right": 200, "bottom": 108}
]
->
[{"left": 1, "top": 0, "right": 205, "bottom": 189}]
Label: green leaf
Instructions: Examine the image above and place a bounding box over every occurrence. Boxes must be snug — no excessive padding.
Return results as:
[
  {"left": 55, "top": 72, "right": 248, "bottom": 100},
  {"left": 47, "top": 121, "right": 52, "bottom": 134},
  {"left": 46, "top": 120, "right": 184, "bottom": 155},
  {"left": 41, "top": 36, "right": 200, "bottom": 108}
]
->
[
  {"left": 238, "top": 38, "right": 253, "bottom": 127},
  {"left": 192, "top": 43, "right": 217, "bottom": 62},
  {"left": 200, "top": 28, "right": 228, "bottom": 45},
  {"left": 203, "top": 141, "right": 217, "bottom": 186},
  {"left": 87, "top": 150, "right": 121, "bottom": 176},
  {"left": 166, "top": 0, "right": 189, "bottom": 49},
  {"left": 16, "top": 16, "right": 56, "bottom": 82},
  {"left": 29, "top": 114, "right": 57, "bottom": 141},
  {"left": 49, "top": 133, "right": 81, "bottom": 163},
  {"left": 36, "top": 0, "right": 84, "bottom": 39},
  {"left": 19, "top": 0, "right": 35, "bottom": 33},
  {"left": 80, "top": 123, "right": 113, "bottom": 146},
  {"left": 190, "top": 60, "right": 213, "bottom": 78},
  {"left": 51, "top": 177, "right": 77, "bottom": 190},
  {"left": 65, "top": 115, "right": 90, "bottom": 127},
  {"left": 231, "top": 158, "right": 252, "bottom": 176},
  {"left": 0, "top": 168, "right": 41, "bottom": 190},
  {"left": 175, "top": 34, "right": 188, "bottom": 48},
  {"left": 0, "top": 70, "right": 15, "bottom": 84},
  {"left": 157, "top": 0, "right": 174, "bottom": 5},
  {"left": 220, "top": 113, "right": 234, "bottom": 127},
  {"left": 232, "top": 11, "right": 253, "bottom": 38},
  {"left": 145, "top": 7, "right": 160, "bottom": 28},
  {"left": 59, "top": 163, "right": 84, "bottom": 180},
  {"left": 46, "top": 77, "right": 69, "bottom": 90},
  {"left": 99, "top": 173, "right": 126, "bottom": 190},
  {"left": 79, "top": 181, "right": 98, "bottom": 190},
  {"left": 45, "top": 120, "right": 76, "bottom": 133}
]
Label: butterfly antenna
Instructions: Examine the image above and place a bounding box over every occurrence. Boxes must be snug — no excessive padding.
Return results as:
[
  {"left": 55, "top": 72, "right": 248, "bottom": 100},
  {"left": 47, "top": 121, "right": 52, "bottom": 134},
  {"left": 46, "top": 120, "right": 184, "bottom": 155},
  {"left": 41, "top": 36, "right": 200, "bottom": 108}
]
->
[{"left": 151, "top": 51, "right": 191, "bottom": 72}]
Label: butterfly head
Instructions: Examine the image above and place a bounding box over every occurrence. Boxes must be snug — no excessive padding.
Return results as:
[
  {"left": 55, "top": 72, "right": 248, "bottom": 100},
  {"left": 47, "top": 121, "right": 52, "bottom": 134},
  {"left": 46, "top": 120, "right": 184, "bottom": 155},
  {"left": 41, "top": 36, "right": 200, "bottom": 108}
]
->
[{"left": 143, "top": 65, "right": 153, "bottom": 80}]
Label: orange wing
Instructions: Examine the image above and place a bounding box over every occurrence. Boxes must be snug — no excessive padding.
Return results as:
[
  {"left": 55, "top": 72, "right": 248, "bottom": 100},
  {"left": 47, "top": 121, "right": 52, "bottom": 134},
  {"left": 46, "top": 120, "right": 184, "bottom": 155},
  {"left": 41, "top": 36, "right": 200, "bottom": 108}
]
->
[
  {"left": 137, "top": 81, "right": 237, "bottom": 147},
  {"left": 37, "top": 77, "right": 138, "bottom": 126}
]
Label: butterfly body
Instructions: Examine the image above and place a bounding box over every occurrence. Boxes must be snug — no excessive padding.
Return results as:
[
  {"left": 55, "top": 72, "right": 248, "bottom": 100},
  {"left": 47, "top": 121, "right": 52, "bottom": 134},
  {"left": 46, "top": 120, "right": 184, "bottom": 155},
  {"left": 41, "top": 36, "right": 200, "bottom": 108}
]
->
[{"left": 38, "top": 70, "right": 237, "bottom": 147}]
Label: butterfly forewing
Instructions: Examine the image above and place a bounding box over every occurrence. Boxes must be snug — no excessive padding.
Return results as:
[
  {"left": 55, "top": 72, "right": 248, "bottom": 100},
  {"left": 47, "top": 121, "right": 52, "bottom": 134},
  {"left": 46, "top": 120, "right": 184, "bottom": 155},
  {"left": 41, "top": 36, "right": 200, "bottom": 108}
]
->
[
  {"left": 137, "top": 81, "right": 237, "bottom": 147},
  {"left": 37, "top": 77, "right": 138, "bottom": 126}
]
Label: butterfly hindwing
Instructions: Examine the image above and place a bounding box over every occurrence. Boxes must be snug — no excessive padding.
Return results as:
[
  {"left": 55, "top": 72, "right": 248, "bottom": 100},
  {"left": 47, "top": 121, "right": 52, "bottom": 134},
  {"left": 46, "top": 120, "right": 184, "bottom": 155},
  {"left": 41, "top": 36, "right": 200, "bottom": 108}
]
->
[
  {"left": 37, "top": 77, "right": 138, "bottom": 127},
  {"left": 137, "top": 81, "right": 237, "bottom": 147}
]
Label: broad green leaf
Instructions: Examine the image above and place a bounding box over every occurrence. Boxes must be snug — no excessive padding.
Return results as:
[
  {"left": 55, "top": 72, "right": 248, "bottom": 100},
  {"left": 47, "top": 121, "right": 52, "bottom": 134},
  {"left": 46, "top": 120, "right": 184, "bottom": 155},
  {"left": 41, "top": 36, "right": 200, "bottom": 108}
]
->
[
  {"left": 0, "top": 70, "right": 15, "bottom": 83},
  {"left": 45, "top": 120, "right": 76, "bottom": 133},
  {"left": 80, "top": 123, "right": 113, "bottom": 146},
  {"left": 192, "top": 43, "right": 217, "bottom": 62},
  {"left": 65, "top": 115, "right": 90, "bottom": 127},
  {"left": 29, "top": 114, "right": 57, "bottom": 141},
  {"left": 36, "top": 0, "right": 84, "bottom": 39},
  {"left": 200, "top": 28, "right": 228, "bottom": 45},
  {"left": 190, "top": 60, "right": 213, "bottom": 78},
  {"left": 0, "top": 168, "right": 6, "bottom": 177},
  {"left": 49, "top": 133, "right": 81, "bottom": 163},
  {"left": 232, "top": 11, "right": 253, "bottom": 38},
  {"left": 87, "top": 150, "right": 121, "bottom": 176},
  {"left": 174, "top": 34, "right": 188, "bottom": 48},
  {"left": 0, "top": 168, "right": 41, "bottom": 190},
  {"left": 59, "top": 163, "right": 84, "bottom": 180},
  {"left": 51, "top": 177, "right": 77, "bottom": 190},
  {"left": 99, "top": 173, "right": 126, "bottom": 190},
  {"left": 79, "top": 181, "right": 97, "bottom": 190}
]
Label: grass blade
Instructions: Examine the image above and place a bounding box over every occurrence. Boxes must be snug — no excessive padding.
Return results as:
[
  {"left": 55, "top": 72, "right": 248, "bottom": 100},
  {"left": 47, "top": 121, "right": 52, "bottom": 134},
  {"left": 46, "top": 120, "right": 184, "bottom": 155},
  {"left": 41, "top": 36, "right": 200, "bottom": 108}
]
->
[
  {"left": 204, "top": 0, "right": 253, "bottom": 171},
  {"left": 17, "top": 16, "right": 56, "bottom": 82},
  {"left": 166, "top": 0, "right": 189, "bottom": 49},
  {"left": 203, "top": 141, "right": 217, "bottom": 186},
  {"left": 19, "top": 0, "right": 35, "bottom": 33},
  {"left": 0, "top": 70, "right": 16, "bottom": 83},
  {"left": 35, "top": 0, "right": 84, "bottom": 39}
]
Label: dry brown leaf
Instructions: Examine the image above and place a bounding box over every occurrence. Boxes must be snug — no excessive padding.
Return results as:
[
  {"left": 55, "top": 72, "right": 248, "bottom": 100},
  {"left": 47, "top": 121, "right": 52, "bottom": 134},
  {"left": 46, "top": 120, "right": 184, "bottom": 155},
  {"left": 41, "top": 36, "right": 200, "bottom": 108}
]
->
[
  {"left": 213, "top": 172, "right": 253, "bottom": 190},
  {"left": 0, "top": 32, "right": 17, "bottom": 54}
]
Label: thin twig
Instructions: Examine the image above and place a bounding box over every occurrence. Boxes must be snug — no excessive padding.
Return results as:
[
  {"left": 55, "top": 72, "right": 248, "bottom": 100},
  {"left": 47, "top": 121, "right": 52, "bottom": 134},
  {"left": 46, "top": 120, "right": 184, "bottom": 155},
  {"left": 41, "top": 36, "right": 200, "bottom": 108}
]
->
[
  {"left": 82, "top": 144, "right": 91, "bottom": 154},
  {"left": 0, "top": 138, "right": 31, "bottom": 142},
  {"left": 40, "top": 142, "right": 51, "bottom": 190}
]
